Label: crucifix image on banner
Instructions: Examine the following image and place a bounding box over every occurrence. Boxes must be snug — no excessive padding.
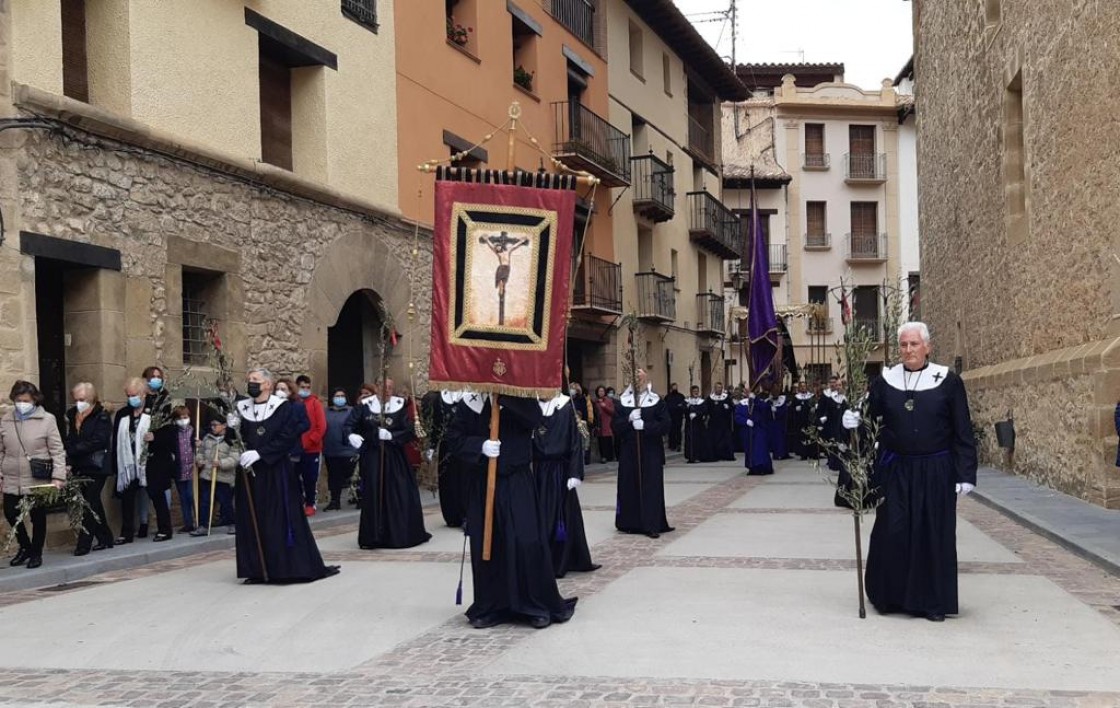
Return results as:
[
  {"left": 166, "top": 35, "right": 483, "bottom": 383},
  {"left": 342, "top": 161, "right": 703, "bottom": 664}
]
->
[{"left": 474, "top": 229, "right": 533, "bottom": 328}]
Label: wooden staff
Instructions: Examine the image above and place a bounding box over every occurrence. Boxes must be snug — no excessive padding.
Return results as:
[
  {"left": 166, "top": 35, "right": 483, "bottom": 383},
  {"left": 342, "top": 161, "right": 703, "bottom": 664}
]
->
[
  {"left": 241, "top": 466, "right": 269, "bottom": 583},
  {"left": 206, "top": 442, "right": 220, "bottom": 535}
]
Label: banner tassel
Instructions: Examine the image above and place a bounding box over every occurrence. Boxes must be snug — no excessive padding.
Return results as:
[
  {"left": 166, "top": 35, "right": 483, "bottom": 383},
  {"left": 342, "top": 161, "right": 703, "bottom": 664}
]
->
[{"left": 456, "top": 522, "right": 468, "bottom": 606}]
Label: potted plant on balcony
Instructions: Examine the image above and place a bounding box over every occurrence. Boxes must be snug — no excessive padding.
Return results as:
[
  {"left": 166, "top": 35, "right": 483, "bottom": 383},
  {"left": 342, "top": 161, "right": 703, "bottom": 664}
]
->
[
  {"left": 446, "top": 16, "right": 472, "bottom": 46},
  {"left": 513, "top": 65, "right": 534, "bottom": 92}
]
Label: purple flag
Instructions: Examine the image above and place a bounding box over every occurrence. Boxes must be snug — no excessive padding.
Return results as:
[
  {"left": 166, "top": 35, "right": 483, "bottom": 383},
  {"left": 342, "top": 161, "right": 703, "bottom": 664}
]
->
[{"left": 747, "top": 178, "right": 780, "bottom": 388}]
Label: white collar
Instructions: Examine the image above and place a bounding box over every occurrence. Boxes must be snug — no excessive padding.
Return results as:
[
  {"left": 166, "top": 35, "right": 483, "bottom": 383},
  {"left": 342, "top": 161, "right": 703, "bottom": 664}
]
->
[
  {"left": 685, "top": 397, "right": 705, "bottom": 405},
  {"left": 709, "top": 392, "right": 728, "bottom": 401},
  {"left": 236, "top": 395, "right": 286, "bottom": 422},
  {"left": 461, "top": 391, "right": 486, "bottom": 414},
  {"left": 440, "top": 390, "right": 464, "bottom": 405},
  {"left": 620, "top": 385, "right": 660, "bottom": 408},
  {"left": 773, "top": 395, "right": 786, "bottom": 406},
  {"left": 539, "top": 394, "right": 571, "bottom": 416},
  {"left": 832, "top": 393, "right": 847, "bottom": 403},
  {"left": 795, "top": 392, "right": 813, "bottom": 400},
  {"left": 365, "top": 395, "right": 404, "bottom": 415},
  {"left": 736, "top": 397, "right": 752, "bottom": 406},
  {"left": 882, "top": 362, "right": 950, "bottom": 392}
]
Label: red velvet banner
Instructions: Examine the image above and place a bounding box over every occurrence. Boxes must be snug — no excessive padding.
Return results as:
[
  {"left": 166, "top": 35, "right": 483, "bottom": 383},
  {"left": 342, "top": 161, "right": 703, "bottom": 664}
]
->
[{"left": 428, "top": 178, "right": 576, "bottom": 397}]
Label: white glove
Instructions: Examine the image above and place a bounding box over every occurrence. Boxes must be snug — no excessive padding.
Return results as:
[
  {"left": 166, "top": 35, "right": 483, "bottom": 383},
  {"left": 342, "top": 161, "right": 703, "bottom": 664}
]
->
[
  {"left": 795, "top": 406, "right": 802, "bottom": 412},
  {"left": 426, "top": 449, "right": 435, "bottom": 461},
  {"left": 227, "top": 413, "right": 241, "bottom": 429},
  {"left": 689, "top": 412, "right": 696, "bottom": 420},
  {"left": 239, "top": 450, "right": 260, "bottom": 468},
  {"left": 632, "top": 419, "right": 645, "bottom": 431},
  {"left": 566, "top": 478, "right": 582, "bottom": 490},
  {"left": 837, "top": 443, "right": 848, "bottom": 452},
  {"left": 842, "top": 410, "right": 861, "bottom": 430},
  {"left": 956, "top": 482, "right": 975, "bottom": 496},
  {"left": 378, "top": 428, "right": 393, "bottom": 441},
  {"left": 482, "top": 440, "right": 501, "bottom": 458},
  {"left": 348, "top": 434, "right": 364, "bottom": 449},
  {"left": 746, "top": 419, "right": 754, "bottom": 428},
  {"left": 628, "top": 409, "right": 642, "bottom": 422},
  {"left": 819, "top": 416, "right": 827, "bottom": 424}
]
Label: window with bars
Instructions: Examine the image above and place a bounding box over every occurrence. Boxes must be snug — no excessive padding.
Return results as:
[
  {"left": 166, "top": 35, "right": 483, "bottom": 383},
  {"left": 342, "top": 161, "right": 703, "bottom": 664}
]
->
[
  {"left": 850, "top": 202, "right": 878, "bottom": 235},
  {"left": 181, "top": 270, "right": 215, "bottom": 366},
  {"left": 342, "top": 0, "right": 378, "bottom": 32},
  {"left": 804, "top": 123, "right": 825, "bottom": 166}
]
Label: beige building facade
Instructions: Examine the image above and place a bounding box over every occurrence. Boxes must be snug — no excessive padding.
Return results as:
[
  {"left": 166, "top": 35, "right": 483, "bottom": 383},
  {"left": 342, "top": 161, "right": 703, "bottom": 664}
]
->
[{"left": 912, "top": 0, "right": 1120, "bottom": 507}]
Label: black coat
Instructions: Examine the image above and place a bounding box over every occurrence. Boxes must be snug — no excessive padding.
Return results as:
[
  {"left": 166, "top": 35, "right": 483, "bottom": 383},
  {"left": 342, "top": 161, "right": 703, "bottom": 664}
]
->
[{"left": 64, "top": 404, "right": 112, "bottom": 475}]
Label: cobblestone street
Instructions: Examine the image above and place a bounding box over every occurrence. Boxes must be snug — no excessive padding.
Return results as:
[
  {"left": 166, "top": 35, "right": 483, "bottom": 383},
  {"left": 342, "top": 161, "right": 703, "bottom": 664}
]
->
[{"left": 0, "top": 458, "right": 1118, "bottom": 707}]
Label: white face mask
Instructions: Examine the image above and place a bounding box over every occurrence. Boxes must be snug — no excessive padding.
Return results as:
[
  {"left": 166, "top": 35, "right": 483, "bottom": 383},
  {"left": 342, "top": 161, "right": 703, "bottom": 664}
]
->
[
  {"left": 75, "top": 401, "right": 91, "bottom": 413},
  {"left": 14, "top": 402, "right": 34, "bottom": 415},
  {"left": 175, "top": 419, "right": 190, "bottom": 429}
]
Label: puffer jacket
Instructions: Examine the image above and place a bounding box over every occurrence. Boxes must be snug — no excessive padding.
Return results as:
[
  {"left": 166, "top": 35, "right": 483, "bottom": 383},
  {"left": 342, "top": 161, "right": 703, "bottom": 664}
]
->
[
  {"left": 196, "top": 433, "right": 238, "bottom": 486},
  {"left": 0, "top": 407, "right": 68, "bottom": 494}
]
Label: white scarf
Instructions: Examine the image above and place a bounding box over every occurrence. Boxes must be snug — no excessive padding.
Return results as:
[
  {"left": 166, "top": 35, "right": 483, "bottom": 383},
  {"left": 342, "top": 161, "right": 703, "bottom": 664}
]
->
[{"left": 116, "top": 411, "right": 150, "bottom": 492}]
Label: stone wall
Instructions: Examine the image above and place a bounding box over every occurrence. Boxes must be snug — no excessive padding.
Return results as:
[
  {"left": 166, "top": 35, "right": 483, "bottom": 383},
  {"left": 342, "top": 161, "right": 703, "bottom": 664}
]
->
[{"left": 915, "top": 0, "right": 1120, "bottom": 506}]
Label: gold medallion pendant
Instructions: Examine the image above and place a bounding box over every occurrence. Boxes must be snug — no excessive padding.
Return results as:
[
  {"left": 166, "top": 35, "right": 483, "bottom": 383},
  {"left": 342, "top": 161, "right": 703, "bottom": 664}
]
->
[{"left": 904, "top": 399, "right": 915, "bottom": 412}]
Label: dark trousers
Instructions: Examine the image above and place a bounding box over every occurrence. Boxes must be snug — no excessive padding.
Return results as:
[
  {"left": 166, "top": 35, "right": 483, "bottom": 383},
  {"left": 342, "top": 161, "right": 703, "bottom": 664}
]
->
[
  {"left": 198, "top": 480, "right": 235, "bottom": 528},
  {"left": 3, "top": 493, "right": 47, "bottom": 556},
  {"left": 597, "top": 436, "right": 614, "bottom": 462},
  {"left": 75, "top": 476, "right": 114, "bottom": 551},
  {"left": 668, "top": 415, "right": 684, "bottom": 450},
  {"left": 298, "top": 452, "right": 321, "bottom": 507},
  {"left": 324, "top": 456, "right": 355, "bottom": 504},
  {"left": 175, "top": 479, "right": 195, "bottom": 529},
  {"left": 120, "top": 483, "right": 172, "bottom": 539}
]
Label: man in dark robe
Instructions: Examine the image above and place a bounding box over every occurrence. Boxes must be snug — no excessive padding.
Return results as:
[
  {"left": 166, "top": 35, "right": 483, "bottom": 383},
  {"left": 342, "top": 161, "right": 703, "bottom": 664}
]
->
[
  {"left": 533, "top": 393, "right": 600, "bottom": 578},
  {"left": 684, "top": 386, "right": 710, "bottom": 464},
  {"left": 664, "top": 383, "right": 687, "bottom": 452},
  {"left": 343, "top": 378, "right": 431, "bottom": 549},
  {"left": 613, "top": 369, "right": 674, "bottom": 538},
  {"left": 736, "top": 391, "right": 773, "bottom": 475},
  {"left": 233, "top": 368, "right": 339, "bottom": 585},
  {"left": 790, "top": 381, "right": 815, "bottom": 460},
  {"left": 768, "top": 388, "right": 790, "bottom": 460},
  {"left": 863, "top": 321, "right": 977, "bottom": 622},
  {"left": 821, "top": 378, "right": 853, "bottom": 508},
  {"left": 705, "top": 382, "right": 735, "bottom": 461},
  {"left": 446, "top": 392, "right": 577, "bottom": 629},
  {"left": 427, "top": 389, "right": 468, "bottom": 527}
]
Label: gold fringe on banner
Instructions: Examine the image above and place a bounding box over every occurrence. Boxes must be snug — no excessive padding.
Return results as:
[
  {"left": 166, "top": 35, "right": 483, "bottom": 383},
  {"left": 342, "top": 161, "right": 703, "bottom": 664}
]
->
[
  {"left": 435, "top": 166, "right": 578, "bottom": 191},
  {"left": 426, "top": 379, "right": 562, "bottom": 400}
]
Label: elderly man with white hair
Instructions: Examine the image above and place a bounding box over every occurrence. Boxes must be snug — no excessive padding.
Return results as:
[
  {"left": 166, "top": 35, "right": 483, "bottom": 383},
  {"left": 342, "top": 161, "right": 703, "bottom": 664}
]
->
[{"left": 851, "top": 321, "right": 977, "bottom": 622}]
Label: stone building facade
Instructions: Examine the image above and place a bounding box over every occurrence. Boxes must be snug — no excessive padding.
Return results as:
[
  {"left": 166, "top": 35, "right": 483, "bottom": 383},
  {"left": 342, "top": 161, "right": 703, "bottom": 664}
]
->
[{"left": 912, "top": 0, "right": 1120, "bottom": 507}]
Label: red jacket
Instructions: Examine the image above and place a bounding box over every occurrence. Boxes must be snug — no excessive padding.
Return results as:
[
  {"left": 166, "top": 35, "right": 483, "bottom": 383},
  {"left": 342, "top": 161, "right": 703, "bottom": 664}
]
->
[{"left": 300, "top": 395, "right": 327, "bottom": 453}]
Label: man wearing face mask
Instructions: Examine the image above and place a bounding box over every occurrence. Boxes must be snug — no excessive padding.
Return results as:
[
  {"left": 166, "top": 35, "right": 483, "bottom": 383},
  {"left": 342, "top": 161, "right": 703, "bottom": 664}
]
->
[
  {"left": 232, "top": 368, "right": 339, "bottom": 584},
  {"left": 295, "top": 375, "right": 327, "bottom": 516}
]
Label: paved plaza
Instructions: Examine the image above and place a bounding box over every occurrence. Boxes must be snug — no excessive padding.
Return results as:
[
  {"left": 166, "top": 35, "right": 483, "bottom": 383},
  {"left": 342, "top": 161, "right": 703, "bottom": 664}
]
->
[{"left": 0, "top": 458, "right": 1118, "bottom": 707}]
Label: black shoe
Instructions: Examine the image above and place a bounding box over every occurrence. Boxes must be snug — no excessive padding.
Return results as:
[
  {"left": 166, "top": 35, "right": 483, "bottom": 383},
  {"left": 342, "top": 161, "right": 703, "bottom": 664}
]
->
[
  {"left": 324, "top": 502, "right": 341, "bottom": 511},
  {"left": 528, "top": 615, "right": 551, "bottom": 629},
  {"left": 178, "top": 526, "right": 195, "bottom": 534},
  {"left": 9, "top": 548, "right": 30, "bottom": 566},
  {"left": 114, "top": 536, "right": 133, "bottom": 545},
  {"left": 189, "top": 527, "right": 208, "bottom": 537},
  {"left": 645, "top": 531, "right": 660, "bottom": 539},
  {"left": 92, "top": 541, "right": 113, "bottom": 552},
  {"left": 137, "top": 524, "right": 148, "bottom": 539},
  {"left": 152, "top": 533, "right": 172, "bottom": 542},
  {"left": 73, "top": 547, "right": 91, "bottom": 557},
  {"left": 26, "top": 556, "right": 42, "bottom": 569},
  {"left": 925, "top": 613, "right": 945, "bottom": 622},
  {"left": 468, "top": 615, "right": 503, "bottom": 629}
]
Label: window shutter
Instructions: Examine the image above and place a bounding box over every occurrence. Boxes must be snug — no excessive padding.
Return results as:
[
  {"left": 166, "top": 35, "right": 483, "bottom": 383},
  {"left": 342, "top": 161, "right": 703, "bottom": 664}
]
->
[
  {"left": 849, "top": 125, "right": 875, "bottom": 155},
  {"left": 61, "top": 0, "right": 89, "bottom": 103},
  {"left": 259, "top": 51, "right": 293, "bottom": 170},
  {"left": 850, "top": 202, "right": 877, "bottom": 236},
  {"left": 806, "top": 202, "right": 826, "bottom": 235},
  {"left": 804, "top": 124, "right": 824, "bottom": 155}
]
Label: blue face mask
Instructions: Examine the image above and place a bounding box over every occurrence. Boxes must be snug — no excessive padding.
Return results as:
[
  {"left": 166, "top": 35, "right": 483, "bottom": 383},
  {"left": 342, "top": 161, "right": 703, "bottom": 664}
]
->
[
  {"left": 148, "top": 378, "right": 163, "bottom": 391},
  {"left": 333, "top": 396, "right": 347, "bottom": 408},
  {"left": 298, "top": 389, "right": 311, "bottom": 399},
  {"left": 128, "top": 395, "right": 143, "bottom": 408}
]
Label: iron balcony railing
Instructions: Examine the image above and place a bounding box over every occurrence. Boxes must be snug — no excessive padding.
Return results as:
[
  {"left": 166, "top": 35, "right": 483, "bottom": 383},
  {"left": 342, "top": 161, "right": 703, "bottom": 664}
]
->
[
  {"left": 571, "top": 254, "right": 622, "bottom": 315},
  {"left": 552, "top": 101, "right": 631, "bottom": 187},
  {"left": 844, "top": 152, "right": 887, "bottom": 181},
  {"left": 687, "top": 191, "right": 741, "bottom": 260},
  {"left": 549, "top": 0, "right": 594, "bottom": 47},
  {"left": 635, "top": 271, "right": 676, "bottom": 322},
  {"left": 630, "top": 154, "right": 675, "bottom": 221},
  {"left": 846, "top": 232, "right": 888, "bottom": 261},
  {"left": 687, "top": 114, "right": 716, "bottom": 165},
  {"left": 806, "top": 316, "right": 833, "bottom": 334},
  {"left": 802, "top": 152, "right": 830, "bottom": 169},
  {"left": 853, "top": 317, "right": 883, "bottom": 341},
  {"left": 342, "top": 0, "right": 378, "bottom": 30},
  {"left": 805, "top": 232, "right": 831, "bottom": 250},
  {"left": 769, "top": 243, "right": 788, "bottom": 273},
  {"left": 696, "top": 292, "right": 726, "bottom": 335}
]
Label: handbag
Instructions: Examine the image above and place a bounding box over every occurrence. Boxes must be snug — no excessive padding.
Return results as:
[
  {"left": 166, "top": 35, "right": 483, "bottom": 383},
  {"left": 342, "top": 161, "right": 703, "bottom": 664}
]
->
[{"left": 13, "top": 415, "right": 54, "bottom": 481}]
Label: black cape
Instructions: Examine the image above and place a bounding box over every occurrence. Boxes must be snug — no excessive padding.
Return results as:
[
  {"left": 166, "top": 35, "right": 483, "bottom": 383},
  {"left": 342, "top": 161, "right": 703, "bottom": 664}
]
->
[
  {"left": 427, "top": 392, "right": 468, "bottom": 528},
  {"left": 446, "top": 395, "right": 576, "bottom": 626},
  {"left": 612, "top": 395, "right": 673, "bottom": 535},
  {"left": 533, "top": 400, "right": 598, "bottom": 577},
  {"left": 864, "top": 364, "right": 978, "bottom": 617},
  {"left": 664, "top": 390, "right": 687, "bottom": 450},
  {"left": 344, "top": 398, "right": 431, "bottom": 549},
  {"left": 789, "top": 394, "right": 816, "bottom": 459},
  {"left": 236, "top": 398, "right": 337, "bottom": 584},
  {"left": 683, "top": 399, "right": 711, "bottom": 463},
  {"left": 705, "top": 395, "right": 736, "bottom": 461}
]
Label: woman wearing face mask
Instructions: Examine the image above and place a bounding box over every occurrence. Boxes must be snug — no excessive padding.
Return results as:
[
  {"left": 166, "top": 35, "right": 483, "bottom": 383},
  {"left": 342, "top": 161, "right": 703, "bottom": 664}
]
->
[
  {"left": 322, "top": 388, "right": 356, "bottom": 511},
  {"left": 131, "top": 403, "right": 184, "bottom": 542},
  {"left": 132, "top": 365, "right": 170, "bottom": 537},
  {"left": 111, "top": 378, "right": 173, "bottom": 543},
  {"left": 65, "top": 382, "right": 115, "bottom": 556},
  {"left": 0, "top": 380, "right": 67, "bottom": 568}
]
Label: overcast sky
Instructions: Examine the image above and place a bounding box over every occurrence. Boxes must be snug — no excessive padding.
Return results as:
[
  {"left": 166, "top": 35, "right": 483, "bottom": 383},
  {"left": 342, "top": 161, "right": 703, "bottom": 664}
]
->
[{"left": 671, "top": 0, "right": 914, "bottom": 90}]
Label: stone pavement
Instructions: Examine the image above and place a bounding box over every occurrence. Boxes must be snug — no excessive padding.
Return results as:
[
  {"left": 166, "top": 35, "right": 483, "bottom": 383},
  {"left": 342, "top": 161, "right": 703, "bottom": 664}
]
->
[{"left": 0, "top": 457, "right": 1117, "bottom": 707}]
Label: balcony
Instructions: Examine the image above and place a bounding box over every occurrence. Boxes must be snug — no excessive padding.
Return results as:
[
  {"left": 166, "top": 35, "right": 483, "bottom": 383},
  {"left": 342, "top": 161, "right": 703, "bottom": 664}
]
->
[
  {"left": 846, "top": 233, "right": 888, "bottom": 263},
  {"left": 853, "top": 317, "right": 883, "bottom": 342},
  {"left": 571, "top": 254, "right": 623, "bottom": 316},
  {"left": 552, "top": 102, "right": 631, "bottom": 187},
  {"left": 844, "top": 152, "right": 887, "bottom": 183},
  {"left": 686, "top": 114, "right": 716, "bottom": 166},
  {"left": 635, "top": 271, "right": 676, "bottom": 323},
  {"left": 687, "top": 191, "right": 741, "bottom": 260},
  {"left": 631, "top": 153, "right": 675, "bottom": 223},
  {"left": 802, "top": 152, "right": 830, "bottom": 170},
  {"left": 550, "top": 0, "right": 594, "bottom": 47},
  {"left": 696, "top": 292, "right": 726, "bottom": 336},
  {"left": 806, "top": 316, "right": 833, "bottom": 335},
  {"left": 805, "top": 232, "right": 831, "bottom": 250},
  {"left": 769, "top": 244, "right": 788, "bottom": 281}
]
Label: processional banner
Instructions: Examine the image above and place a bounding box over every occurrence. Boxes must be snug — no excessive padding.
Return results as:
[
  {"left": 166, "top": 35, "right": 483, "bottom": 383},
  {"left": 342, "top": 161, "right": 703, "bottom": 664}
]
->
[{"left": 428, "top": 168, "right": 577, "bottom": 397}]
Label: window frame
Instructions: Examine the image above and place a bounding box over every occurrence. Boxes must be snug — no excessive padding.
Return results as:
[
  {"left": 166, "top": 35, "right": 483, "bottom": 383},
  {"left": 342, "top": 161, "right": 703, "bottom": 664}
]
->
[{"left": 341, "top": 0, "right": 379, "bottom": 34}]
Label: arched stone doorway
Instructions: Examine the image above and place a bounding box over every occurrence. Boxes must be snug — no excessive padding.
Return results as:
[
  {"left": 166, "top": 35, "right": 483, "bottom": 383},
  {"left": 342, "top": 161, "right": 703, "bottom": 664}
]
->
[{"left": 327, "top": 289, "right": 384, "bottom": 398}]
